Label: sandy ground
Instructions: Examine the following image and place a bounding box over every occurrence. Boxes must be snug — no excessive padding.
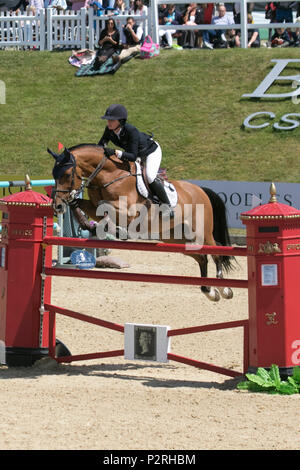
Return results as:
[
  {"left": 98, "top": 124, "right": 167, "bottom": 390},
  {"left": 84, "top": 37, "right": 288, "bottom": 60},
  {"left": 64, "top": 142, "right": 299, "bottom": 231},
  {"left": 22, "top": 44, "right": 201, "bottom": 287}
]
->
[{"left": 1, "top": 247, "right": 300, "bottom": 451}]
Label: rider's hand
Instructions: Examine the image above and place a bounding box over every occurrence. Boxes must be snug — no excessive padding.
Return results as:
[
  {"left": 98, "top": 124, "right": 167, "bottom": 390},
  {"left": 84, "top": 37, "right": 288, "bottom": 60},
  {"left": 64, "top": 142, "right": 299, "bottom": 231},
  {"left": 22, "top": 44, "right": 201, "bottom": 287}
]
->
[{"left": 104, "top": 147, "right": 116, "bottom": 157}]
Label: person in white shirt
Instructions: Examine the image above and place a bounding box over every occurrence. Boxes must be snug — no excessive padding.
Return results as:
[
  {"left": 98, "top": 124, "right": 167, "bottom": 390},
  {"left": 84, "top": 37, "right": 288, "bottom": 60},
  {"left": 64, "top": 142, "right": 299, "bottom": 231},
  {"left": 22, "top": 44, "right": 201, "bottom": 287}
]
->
[
  {"left": 28, "top": 0, "right": 44, "bottom": 12},
  {"left": 118, "top": 16, "right": 143, "bottom": 61},
  {"left": 203, "top": 4, "right": 234, "bottom": 49},
  {"left": 129, "top": 0, "right": 147, "bottom": 27}
]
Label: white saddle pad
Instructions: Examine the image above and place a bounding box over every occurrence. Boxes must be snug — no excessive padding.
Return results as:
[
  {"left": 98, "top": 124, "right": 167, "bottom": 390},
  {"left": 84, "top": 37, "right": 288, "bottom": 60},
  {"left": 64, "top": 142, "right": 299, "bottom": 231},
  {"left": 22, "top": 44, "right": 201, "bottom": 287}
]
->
[{"left": 135, "top": 161, "right": 178, "bottom": 208}]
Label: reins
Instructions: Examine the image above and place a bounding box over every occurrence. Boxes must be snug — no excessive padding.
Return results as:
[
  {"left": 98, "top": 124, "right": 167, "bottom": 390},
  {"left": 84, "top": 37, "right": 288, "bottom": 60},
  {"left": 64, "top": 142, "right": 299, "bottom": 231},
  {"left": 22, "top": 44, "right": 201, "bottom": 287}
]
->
[{"left": 53, "top": 149, "right": 137, "bottom": 201}]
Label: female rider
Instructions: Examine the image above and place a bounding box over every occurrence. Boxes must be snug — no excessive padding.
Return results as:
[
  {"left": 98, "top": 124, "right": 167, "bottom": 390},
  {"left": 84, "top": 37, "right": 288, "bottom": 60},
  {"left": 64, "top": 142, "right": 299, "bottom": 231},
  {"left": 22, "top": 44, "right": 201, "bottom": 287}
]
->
[{"left": 98, "top": 103, "right": 174, "bottom": 218}]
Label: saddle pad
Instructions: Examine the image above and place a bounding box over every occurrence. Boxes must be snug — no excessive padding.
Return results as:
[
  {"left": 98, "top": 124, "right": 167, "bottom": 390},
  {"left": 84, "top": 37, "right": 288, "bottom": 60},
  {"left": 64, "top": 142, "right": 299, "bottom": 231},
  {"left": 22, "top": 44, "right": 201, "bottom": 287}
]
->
[{"left": 135, "top": 161, "right": 178, "bottom": 208}]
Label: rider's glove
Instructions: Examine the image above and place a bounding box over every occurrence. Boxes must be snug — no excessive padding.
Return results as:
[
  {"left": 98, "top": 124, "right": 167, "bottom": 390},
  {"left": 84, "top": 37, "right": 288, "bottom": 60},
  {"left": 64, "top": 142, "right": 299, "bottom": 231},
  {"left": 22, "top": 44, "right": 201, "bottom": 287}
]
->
[
  {"left": 104, "top": 147, "right": 116, "bottom": 157},
  {"left": 115, "top": 150, "right": 123, "bottom": 160}
]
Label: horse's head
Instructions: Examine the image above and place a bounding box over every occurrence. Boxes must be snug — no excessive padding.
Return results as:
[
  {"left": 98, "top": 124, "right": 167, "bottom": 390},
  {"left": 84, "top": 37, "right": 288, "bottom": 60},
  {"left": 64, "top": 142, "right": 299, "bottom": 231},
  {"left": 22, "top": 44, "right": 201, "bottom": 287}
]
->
[{"left": 48, "top": 147, "right": 83, "bottom": 214}]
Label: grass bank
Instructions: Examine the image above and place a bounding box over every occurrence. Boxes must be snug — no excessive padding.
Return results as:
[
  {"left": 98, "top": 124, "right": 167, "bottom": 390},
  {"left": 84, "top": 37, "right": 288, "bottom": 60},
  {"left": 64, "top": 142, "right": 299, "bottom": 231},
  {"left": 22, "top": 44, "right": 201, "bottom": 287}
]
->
[{"left": 0, "top": 47, "right": 300, "bottom": 182}]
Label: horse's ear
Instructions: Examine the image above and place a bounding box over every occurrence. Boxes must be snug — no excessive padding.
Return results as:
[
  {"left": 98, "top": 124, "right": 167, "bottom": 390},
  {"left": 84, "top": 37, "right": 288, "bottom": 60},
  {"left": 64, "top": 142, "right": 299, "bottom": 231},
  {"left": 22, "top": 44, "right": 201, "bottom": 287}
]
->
[{"left": 47, "top": 148, "right": 58, "bottom": 159}]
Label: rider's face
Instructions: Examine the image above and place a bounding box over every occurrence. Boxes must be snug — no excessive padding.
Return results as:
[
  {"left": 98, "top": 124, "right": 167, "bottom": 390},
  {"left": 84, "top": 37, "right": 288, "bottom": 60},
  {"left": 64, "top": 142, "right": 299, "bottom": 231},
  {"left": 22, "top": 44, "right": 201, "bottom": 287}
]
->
[{"left": 107, "top": 119, "right": 120, "bottom": 131}]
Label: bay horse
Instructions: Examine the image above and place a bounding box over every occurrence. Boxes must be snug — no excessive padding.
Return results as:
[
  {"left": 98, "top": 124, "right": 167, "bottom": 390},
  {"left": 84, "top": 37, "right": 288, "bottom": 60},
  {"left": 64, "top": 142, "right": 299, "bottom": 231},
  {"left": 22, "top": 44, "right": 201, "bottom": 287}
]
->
[{"left": 49, "top": 144, "right": 234, "bottom": 302}]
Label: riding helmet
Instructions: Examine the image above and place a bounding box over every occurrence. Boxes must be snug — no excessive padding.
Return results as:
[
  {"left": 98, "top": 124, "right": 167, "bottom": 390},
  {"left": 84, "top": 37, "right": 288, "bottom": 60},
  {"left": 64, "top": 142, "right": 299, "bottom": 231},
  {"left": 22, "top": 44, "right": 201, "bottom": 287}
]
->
[{"left": 101, "top": 104, "right": 128, "bottom": 121}]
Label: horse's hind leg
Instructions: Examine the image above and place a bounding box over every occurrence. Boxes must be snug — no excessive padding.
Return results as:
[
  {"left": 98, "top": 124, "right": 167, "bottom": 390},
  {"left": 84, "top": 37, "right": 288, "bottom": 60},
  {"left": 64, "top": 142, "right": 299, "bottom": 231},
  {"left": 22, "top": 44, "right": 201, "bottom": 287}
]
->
[
  {"left": 213, "top": 255, "right": 233, "bottom": 300},
  {"left": 196, "top": 254, "right": 221, "bottom": 302}
]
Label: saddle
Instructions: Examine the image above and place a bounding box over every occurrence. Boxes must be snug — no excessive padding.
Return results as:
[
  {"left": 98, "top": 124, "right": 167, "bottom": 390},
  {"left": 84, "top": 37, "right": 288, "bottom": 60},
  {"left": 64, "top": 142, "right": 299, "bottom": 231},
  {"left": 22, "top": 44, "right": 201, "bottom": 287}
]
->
[{"left": 134, "top": 160, "right": 178, "bottom": 208}]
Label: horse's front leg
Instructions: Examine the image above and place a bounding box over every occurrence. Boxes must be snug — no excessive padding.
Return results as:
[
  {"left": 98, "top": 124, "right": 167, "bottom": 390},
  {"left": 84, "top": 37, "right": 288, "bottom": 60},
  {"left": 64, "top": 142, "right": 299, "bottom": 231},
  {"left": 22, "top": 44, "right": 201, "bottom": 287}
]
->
[
  {"left": 75, "top": 198, "right": 98, "bottom": 220},
  {"left": 69, "top": 203, "right": 97, "bottom": 234}
]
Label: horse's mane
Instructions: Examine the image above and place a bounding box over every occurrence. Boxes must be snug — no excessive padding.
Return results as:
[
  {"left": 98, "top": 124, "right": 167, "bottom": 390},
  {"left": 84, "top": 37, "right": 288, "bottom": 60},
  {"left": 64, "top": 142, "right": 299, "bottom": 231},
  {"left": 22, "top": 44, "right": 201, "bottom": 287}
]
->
[{"left": 68, "top": 143, "right": 103, "bottom": 151}]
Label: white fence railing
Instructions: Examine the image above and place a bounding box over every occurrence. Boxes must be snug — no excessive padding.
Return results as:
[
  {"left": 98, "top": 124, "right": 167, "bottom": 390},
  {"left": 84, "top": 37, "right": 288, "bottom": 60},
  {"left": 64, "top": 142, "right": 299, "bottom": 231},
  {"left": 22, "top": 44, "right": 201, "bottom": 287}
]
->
[
  {"left": 151, "top": 0, "right": 300, "bottom": 49},
  {"left": 0, "top": 2, "right": 300, "bottom": 50},
  {"left": 0, "top": 9, "right": 46, "bottom": 50},
  {"left": 0, "top": 7, "right": 150, "bottom": 51}
]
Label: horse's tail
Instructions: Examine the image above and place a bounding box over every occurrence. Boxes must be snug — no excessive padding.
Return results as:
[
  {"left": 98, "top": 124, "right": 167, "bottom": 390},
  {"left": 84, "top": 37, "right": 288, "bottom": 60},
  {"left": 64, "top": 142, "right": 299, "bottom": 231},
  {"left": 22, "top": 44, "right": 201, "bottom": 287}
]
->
[{"left": 202, "top": 186, "right": 234, "bottom": 273}]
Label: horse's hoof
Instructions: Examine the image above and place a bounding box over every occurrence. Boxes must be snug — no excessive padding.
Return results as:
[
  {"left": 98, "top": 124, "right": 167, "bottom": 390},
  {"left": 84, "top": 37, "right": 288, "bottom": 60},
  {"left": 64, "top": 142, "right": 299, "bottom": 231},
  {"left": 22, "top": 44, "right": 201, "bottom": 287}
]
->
[
  {"left": 203, "top": 288, "right": 221, "bottom": 302},
  {"left": 220, "top": 287, "right": 234, "bottom": 300}
]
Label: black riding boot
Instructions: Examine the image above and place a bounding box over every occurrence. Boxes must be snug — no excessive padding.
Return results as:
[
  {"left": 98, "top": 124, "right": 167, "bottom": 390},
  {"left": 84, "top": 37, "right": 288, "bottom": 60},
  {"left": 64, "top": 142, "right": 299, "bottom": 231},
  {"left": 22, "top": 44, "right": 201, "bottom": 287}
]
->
[{"left": 149, "top": 178, "right": 174, "bottom": 218}]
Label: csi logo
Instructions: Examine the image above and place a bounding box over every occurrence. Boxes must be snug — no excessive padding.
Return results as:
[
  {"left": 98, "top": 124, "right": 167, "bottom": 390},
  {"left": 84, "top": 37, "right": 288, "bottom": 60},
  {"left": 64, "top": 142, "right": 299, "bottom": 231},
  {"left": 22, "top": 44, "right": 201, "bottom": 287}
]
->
[{"left": 242, "top": 59, "right": 300, "bottom": 131}]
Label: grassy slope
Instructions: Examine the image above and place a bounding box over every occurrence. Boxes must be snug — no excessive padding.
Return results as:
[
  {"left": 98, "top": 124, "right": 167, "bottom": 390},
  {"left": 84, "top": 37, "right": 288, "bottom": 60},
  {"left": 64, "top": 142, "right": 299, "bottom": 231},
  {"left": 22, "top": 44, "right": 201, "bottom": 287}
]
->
[{"left": 0, "top": 47, "right": 300, "bottom": 182}]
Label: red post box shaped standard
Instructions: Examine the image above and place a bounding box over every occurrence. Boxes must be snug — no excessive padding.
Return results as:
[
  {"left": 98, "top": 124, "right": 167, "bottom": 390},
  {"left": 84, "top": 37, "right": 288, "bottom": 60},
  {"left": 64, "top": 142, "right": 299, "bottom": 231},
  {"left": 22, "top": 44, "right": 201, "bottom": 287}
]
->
[
  {"left": 241, "top": 183, "right": 300, "bottom": 378},
  {"left": 0, "top": 178, "right": 54, "bottom": 366}
]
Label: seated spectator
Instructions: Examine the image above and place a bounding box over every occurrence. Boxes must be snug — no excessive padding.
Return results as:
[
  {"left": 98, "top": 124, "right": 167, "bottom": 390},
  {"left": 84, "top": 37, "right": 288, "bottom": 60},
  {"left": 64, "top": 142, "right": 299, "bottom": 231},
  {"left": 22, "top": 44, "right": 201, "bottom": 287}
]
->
[
  {"left": 271, "top": 27, "right": 293, "bottom": 46},
  {"left": 232, "top": 13, "right": 260, "bottom": 48},
  {"left": 159, "top": 3, "right": 181, "bottom": 48},
  {"left": 93, "top": 17, "right": 120, "bottom": 69},
  {"left": 203, "top": 4, "right": 234, "bottom": 49},
  {"left": 197, "top": 3, "right": 215, "bottom": 48},
  {"left": 178, "top": 2, "right": 202, "bottom": 48},
  {"left": 118, "top": 16, "right": 143, "bottom": 61}
]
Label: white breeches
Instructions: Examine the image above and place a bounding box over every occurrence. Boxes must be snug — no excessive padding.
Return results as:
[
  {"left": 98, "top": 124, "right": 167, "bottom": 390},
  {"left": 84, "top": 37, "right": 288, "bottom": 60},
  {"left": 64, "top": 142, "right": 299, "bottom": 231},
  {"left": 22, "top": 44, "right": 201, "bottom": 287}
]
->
[
  {"left": 145, "top": 142, "right": 162, "bottom": 184},
  {"left": 159, "top": 29, "right": 176, "bottom": 47}
]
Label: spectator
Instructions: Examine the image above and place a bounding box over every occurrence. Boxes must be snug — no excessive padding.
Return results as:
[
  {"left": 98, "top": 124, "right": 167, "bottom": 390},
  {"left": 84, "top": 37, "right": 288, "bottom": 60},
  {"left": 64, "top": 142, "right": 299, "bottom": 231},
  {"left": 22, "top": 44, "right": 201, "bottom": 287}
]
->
[
  {"left": 27, "top": 0, "right": 44, "bottom": 13},
  {"left": 203, "top": 4, "right": 234, "bottom": 49},
  {"left": 45, "top": 0, "right": 67, "bottom": 10},
  {"left": 129, "top": 0, "right": 147, "bottom": 25},
  {"left": 271, "top": 26, "right": 293, "bottom": 46},
  {"left": 197, "top": 3, "right": 215, "bottom": 48},
  {"left": 68, "top": 0, "right": 90, "bottom": 11},
  {"left": 93, "top": 17, "right": 120, "bottom": 69},
  {"left": 232, "top": 13, "right": 260, "bottom": 47},
  {"left": 233, "top": 1, "right": 254, "bottom": 23},
  {"left": 293, "top": 15, "right": 300, "bottom": 44},
  {"left": 275, "top": 2, "right": 296, "bottom": 23},
  {"left": 265, "top": 2, "right": 277, "bottom": 43},
  {"left": 90, "top": 1, "right": 104, "bottom": 16},
  {"left": 159, "top": 3, "right": 181, "bottom": 48},
  {"left": 178, "top": 2, "right": 202, "bottom": 48},
  {"left": 112, "top": 0, "right": 125, "bottom": 13},
  {"left": 118, "top": 16, "right": 143, "bottom": 61}
]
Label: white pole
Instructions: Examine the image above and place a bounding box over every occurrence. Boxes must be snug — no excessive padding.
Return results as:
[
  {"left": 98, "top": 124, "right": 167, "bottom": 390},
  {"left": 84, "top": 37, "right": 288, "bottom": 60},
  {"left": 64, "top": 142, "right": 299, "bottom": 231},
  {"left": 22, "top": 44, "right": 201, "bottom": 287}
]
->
[
  {"left": 240, "top": 0, "right": 247, "bottom": 49},
  {"left": 151, "top": 0, "right": 159, "bottom": 45}
]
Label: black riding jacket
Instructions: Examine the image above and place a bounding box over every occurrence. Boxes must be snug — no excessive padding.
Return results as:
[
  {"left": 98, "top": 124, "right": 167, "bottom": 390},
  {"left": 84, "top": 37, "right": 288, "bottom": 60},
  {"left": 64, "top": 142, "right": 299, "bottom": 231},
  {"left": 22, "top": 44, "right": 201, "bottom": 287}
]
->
[{"left": 98, "top": 123, "right": 157, "bottom": 161}]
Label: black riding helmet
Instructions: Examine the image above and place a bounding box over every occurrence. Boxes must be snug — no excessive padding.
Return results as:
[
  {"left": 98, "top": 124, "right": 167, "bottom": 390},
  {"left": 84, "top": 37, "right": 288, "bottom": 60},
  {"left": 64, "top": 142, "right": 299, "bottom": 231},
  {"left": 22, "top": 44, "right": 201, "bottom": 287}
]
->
[{"left": 101, "top": 104, "right": 128, "bottom": 121}]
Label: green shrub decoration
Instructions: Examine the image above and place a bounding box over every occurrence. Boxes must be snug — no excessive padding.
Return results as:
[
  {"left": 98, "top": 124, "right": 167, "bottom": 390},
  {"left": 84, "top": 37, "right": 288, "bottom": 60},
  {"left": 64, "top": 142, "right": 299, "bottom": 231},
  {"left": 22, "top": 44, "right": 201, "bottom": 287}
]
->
[{"left": 237, "top": 365, "right": 300, "bottom": 395}]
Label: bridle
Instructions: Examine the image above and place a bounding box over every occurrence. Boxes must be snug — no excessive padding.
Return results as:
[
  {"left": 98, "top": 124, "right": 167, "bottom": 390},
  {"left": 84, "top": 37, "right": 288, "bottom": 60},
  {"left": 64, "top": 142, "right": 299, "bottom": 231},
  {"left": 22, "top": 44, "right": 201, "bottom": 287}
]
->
[
  {"left": 53, "top": 151, "right": 109, "bottom": 204},
  {"left": 53, "top": 148, "right": 137, "bottom": 205}
]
